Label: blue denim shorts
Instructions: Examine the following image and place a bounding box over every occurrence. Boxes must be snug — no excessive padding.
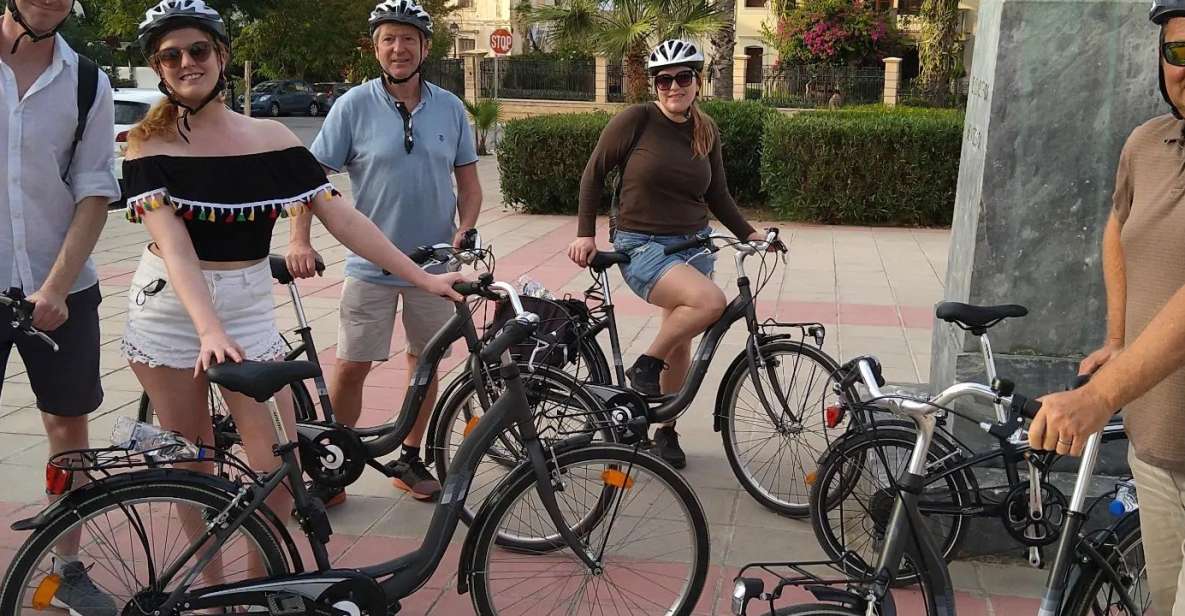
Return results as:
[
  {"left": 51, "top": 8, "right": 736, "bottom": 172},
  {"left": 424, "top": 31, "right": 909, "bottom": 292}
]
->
[{"left": 612, "top": 227, "right": 716, "bottom": 302}]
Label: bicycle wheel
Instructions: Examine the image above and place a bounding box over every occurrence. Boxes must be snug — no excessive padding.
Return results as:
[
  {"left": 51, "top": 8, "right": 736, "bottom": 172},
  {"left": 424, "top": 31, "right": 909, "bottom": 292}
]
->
[
  {"left": 1064, "top": 512, "right": 1150, "bottom": 615},
  {"left": 808, "top": 425, "right": 972, "bottom": 586},
  {"left": 719, "top": 339, "right": 853, "bottom": 517},
  {"left": 767, "top": 606, "right": 864, "bottom": 615},
  {"left": 428, "top": 363, "right": 612, "bottom": 527},
  {"left": 0, "top": 473, "right": 290, "bottom": 615},
  {"left": 468, "top": 444, "right": 709, "bottom": 616}
]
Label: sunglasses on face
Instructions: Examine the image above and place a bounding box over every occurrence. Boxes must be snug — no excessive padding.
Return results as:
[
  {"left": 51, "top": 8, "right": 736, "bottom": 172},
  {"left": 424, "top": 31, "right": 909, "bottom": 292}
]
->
[
  {"left": 1165, "top": 41, "right": 1185, "bottom": 67},
  {"left": 655, "top": 70, "right": 696, "bottom": 91},
  {"left": 153, "top": 41, "right": 215, "bottom": 70}
]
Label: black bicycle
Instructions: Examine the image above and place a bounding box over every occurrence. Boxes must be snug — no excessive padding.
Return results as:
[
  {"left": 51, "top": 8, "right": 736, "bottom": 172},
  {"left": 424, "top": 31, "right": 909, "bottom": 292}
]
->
[
  {"left": 808, "top": 302, "right": 1129, "bottom": 584},
  {"left": 0, "top": 288, "right": 60, "bottom": 353},
  {"left": 0, "top": 281, "right": 711, "bottom": 615},
  {"left": 430, "top": 229, "right": 856, "bottom": 520},
  {"left": 731, "top": 357, "right": 1147, "bottom": 616}
]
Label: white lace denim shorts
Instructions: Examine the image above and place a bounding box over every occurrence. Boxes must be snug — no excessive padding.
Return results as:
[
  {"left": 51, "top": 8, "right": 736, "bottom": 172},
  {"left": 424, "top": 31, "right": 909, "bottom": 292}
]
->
[{"left": 121, "top": 245, "right": 286, "bottom": 370}]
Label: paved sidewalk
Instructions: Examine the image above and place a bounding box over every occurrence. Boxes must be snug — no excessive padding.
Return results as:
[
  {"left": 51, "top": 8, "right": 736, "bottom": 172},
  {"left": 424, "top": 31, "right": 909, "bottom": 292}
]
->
[{"left": 0, "top": 158, "right": 1051, "bottom": 614}]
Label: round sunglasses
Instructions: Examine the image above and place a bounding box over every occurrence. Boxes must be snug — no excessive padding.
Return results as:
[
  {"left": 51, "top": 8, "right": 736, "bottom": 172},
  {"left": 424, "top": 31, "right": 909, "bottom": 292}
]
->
[
  {"left": 153, "top": 41, "right": 215, "bottom": 70},
  {"left": 655, "top": 70, "right": 696, "bottom": 91}
]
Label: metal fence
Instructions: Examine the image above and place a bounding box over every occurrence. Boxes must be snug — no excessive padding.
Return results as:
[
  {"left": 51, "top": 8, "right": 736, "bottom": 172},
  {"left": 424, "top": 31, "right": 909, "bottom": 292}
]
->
[
  {"left": 480, "top": 56, "right": 595, "bottom": 101},
  {"left": 422, "top": 58, "right": 465, "bottom": 99},
  {"left": 742, "top": 64, "right": 885, "bottom": 108},
  {"left": 898, "top": 76, "right": 969, "bottom": 108}
]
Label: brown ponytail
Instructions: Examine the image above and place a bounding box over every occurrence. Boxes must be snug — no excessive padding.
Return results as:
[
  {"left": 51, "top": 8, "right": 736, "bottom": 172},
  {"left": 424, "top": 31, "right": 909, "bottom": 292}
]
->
[
  {"left": 689, "top": 100, "right": 714, "bottom": 159},
  {"left": 127, "top": 97, "right": 181, "bottom": 150}
]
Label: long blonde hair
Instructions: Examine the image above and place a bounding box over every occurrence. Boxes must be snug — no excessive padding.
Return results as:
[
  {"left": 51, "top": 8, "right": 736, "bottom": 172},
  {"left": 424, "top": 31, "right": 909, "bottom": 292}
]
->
[
  {"left": 127, "top": 33, "right": 228, "bottom": 151},
  {"left": 688, "top": 97, "right": 713, "bottom": 159}
]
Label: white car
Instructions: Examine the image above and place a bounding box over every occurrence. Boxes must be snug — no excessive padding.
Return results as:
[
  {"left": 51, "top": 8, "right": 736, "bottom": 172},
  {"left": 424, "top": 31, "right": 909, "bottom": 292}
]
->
[{"left": 113, "top": 88, "right": 167, "bottom": 205}]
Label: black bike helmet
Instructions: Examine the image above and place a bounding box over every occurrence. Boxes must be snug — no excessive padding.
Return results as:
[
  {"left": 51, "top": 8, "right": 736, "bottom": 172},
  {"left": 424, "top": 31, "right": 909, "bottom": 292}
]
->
[
  {"left": 368, "top": 0, "right": 434, "bottom": 85},
  {"left": 1151, "top": 0, "right": 1185, "bottom": 118},
  {"left": 5, "top": 0, "right": 73, "bottom": 54},
  {"left": 137, "top": 0, "right": 230, "bottom": 142}
]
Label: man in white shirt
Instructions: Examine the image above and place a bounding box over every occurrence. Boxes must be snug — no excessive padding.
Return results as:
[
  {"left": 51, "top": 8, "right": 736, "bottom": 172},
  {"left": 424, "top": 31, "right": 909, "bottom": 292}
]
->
[{"left": 0, "top": 1, "right": 119, "bottom": 613}]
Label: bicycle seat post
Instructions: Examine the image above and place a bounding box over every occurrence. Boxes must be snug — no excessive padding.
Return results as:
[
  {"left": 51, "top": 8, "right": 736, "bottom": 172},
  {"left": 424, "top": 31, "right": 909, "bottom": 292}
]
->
[
  {"left": 287, "top": 280, "right": 311, "bottom": 332},
  {"left": 975, "top": 331, "right": 1009, "bottom": 423}
]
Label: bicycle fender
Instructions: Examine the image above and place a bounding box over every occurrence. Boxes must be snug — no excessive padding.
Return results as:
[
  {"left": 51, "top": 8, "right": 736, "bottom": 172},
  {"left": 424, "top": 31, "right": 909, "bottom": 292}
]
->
[
  {"left": 711, "top": 336, "right": 807, "bottom": 432},
  {"left": 11, "top": 468, "right": 306, "bottom": 573}
]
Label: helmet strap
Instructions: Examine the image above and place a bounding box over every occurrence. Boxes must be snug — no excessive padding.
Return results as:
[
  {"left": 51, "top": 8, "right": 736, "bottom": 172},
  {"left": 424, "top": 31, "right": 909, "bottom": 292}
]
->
[
  {"left": 6, "top": 0, "right": 67, "bottom": 54},
  {"left": 381, "top": 32, "right": 427, "bottom": 86},
  {"left": 156, "top": 54, "right": 227, "bottom": 144}
]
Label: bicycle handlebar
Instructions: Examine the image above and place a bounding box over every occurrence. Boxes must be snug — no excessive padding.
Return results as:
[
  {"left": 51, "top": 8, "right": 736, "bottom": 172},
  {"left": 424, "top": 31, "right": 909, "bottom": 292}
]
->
[
  {"left": 479, "top": 313, "right": 539, "bottom": 364},
  {"left": 661, "top": 227, "right": 786, "bottom": 256},
  {"left": 385, "top": 230, "right": 485, "bottom": 275},
  {"left": 0, "top": 290, "right": 59, "bottom": 352}
]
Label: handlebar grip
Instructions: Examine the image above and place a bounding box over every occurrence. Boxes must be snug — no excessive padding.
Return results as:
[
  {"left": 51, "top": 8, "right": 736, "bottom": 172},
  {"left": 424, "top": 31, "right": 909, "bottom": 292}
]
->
[
  {"left": 1012, "top": 394, "right": 1043, "bottom": 420},
  {"left": 408, "top": 245, "right": 436, "bottom": 265},
  {"left": 452, "top": 280, "right": 486, "bottom": 297},
  {"left": 479, "top": 317, "right": 538, "bottom": 364},
  {"left": 314, "top": 256, "right": 326, "bottom": 274},
  {"left": 663, "top": 237, "right": 707, "bottom": 256},
  {"left": 459, "top": 228, "right": 479, "bottom": 251}
]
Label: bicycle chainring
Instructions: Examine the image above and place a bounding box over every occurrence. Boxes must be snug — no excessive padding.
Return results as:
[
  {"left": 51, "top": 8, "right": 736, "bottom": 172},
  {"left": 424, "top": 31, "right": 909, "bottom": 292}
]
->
[
  {"left": 299, "top": 427, "right": 367, "bottom": 489},
  {"left": 1002, "top": 481, "right": 1067, "bottom": 546}
]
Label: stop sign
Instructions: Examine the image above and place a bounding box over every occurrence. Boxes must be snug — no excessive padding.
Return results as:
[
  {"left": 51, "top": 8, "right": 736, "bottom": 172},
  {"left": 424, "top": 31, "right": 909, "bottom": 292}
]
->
[{"left": 490, "top": 28, "right": 513, "bottom": 55}]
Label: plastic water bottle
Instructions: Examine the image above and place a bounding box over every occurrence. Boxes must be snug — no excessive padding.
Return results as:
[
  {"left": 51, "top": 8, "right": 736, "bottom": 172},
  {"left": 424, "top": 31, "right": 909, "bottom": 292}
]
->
[
  {"left": 517, "top": 275, "right": 554, "bottom": 299},
  {"left": 1108, "top": 479, "right": 1138, "bottom": 517},
  {"left": 111, "top": 416, "right": 207, "bottom": 462}
]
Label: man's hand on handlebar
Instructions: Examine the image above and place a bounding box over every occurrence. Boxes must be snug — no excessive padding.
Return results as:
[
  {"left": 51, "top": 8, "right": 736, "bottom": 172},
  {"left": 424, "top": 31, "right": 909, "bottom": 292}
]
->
[
  {"left": 26, "top": 286, "right": 68, "bottom": 331},
  {"left": 425, "top": 271, "right": 470, "bottom": 301},
  {"left": 1029, "top": 386, "right": 1113, "bottom": 458},
  {"left": 568, "top": 237, "right": 597, "bottom": 268}
]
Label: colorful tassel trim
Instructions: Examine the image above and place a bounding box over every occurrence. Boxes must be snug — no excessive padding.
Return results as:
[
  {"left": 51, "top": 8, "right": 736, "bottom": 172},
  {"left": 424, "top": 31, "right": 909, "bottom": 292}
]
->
[{"left": 125, "top": 184, "right": 342, "bottom": 224}]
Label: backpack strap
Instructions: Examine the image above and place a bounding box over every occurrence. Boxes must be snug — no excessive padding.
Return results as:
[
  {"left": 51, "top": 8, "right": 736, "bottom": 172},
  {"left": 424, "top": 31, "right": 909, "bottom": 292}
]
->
[
  {"left": 608, "top": 108, "right": 648, "bottom": 242},
  {"left": 64, "top": 54, "right": 100, "bottom": 183}
]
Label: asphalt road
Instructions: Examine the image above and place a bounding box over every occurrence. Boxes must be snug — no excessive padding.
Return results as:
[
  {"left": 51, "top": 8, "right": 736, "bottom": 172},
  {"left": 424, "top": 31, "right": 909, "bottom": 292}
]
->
[{"left": 275, "top": 116, "right": 325, "bottom": 148}]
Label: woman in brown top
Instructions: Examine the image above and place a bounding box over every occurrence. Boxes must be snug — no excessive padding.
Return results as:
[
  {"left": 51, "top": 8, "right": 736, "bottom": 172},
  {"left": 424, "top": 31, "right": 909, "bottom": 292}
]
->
[
  {"left": 566, "top": 39, "right": 765, "bottom": 468},
  {"left": 1033, "top": 2, "right": 1185, "bottom": 611}
]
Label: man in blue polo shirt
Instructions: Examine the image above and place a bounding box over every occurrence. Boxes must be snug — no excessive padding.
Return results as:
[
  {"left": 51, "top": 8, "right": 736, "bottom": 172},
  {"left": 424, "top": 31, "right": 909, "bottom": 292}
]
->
[{"left": 288, "top": 0, "right": 480, "bottom": 506}]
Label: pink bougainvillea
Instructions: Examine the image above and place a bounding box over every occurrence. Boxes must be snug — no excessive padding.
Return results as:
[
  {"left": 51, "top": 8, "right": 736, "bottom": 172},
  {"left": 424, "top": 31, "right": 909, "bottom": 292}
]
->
[{"left": 763, "top": 0, "right": 901, "bottom": 66}]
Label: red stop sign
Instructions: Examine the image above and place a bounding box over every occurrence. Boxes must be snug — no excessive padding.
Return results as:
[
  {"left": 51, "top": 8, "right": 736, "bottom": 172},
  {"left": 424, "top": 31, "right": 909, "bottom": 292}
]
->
[{"left": 490, "top": 28, "right": 513, "bottom": 55}]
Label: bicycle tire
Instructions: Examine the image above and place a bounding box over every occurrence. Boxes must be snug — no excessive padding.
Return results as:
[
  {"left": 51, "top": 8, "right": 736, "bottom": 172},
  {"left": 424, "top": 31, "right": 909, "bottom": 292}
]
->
[
  {"left": 428, "top": 363, "right": 612, "bottom": 528},
  {"left": 718, "top": 339, "right": 853, "bottom": 517},
  {"left": 766, "top": 606, "right": 864, "bottom": 616},
  {"left": 1063, "top": 511, "right": 1150, "bottom": 615},
  {"left": 0, "top": 474, "right": 290, "bottom": 614},
  {"left": 467, "top": 444, "right": 709, "bottom": 616},
  {"left": 808, "top": 424, "right": 972, "bottom": 586}
]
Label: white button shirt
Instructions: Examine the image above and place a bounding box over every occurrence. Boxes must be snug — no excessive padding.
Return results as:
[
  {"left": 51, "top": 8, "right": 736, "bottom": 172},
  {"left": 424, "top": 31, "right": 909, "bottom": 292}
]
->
[{"left": 0, "top": 34, "right": 119, "bottom": 294}]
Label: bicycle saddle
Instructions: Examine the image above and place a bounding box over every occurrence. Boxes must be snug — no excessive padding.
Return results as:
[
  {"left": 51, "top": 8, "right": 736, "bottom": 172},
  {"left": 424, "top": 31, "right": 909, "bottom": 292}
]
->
[
  {"left": 268, "top": 254, "right": 325, "bottom": 285},
  {"left": 206, "top": 360, "right": 321, "bottom": 402},
  {"left": 589, "top": 251, "right": 630, "bottom": 271},
  {"left": 935, "top": 302, "right": 1028, "bottom": 331}
]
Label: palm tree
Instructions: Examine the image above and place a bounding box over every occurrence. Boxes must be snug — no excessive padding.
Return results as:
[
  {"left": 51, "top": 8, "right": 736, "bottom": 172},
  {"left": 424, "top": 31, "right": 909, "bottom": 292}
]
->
[
  {"left": 524, "top": 0, "right": 726, "bottom": 102},
  {"left": 464, "top": 99, "right": 502, "bottom": 155},
  {"left": 708, "top": 0, "right": 736, "bottom": 99},
  {"left": 916, "top": 0, "right": 963, "bottom": 105}
]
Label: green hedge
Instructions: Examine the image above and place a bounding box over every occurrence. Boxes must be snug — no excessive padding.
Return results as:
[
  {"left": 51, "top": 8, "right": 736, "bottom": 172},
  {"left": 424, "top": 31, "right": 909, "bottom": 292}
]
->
[
  {"left": 762, "top": 107, "right": 962, "bottom": 225},
  {"left": 497, "top": 102, "right": 963, "bottom": 226}
]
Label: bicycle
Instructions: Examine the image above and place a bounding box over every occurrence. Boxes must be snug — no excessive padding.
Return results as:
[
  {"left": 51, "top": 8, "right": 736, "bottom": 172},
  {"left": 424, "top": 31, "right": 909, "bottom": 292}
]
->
[
  {"left": 808, "top": 302, "right": 1128, "bottom": 584},
  {"left": 430, "top": 228, "right": 856, "bottom": 519},
  {"left": 0, "top": 280, "right": 711, "bottom": 615},
  {"left": 731, "top": 356, "right": 1147, "bottom": 616},
  {"left": 0, "top": 288, "right": 61, "bottom": 352}
]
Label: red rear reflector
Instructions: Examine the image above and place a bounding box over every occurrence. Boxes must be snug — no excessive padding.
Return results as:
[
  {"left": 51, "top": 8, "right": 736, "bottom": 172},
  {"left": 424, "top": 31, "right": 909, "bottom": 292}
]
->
[
  {"left": 825, "top": 405, "right": 844, "bottom": 429},
  {"left": 45, "top": 463, "right": 72, "bottom": 495}
]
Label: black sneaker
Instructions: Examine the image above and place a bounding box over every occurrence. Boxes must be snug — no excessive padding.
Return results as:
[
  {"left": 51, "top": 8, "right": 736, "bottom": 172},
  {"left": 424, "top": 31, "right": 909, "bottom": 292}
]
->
[
  {"left": 52, "top": 560, "right": 116, "bottom": 616},
  {"left": 626, "top": 354, "right": 666, "bottom": 397},
  {"left": 307, "top": 481, "right": 347, "bottom": 509},
  {"left": 389, "top": 457, "right": 442, "bottom": 502},
  {"left": 651, "top": 426, "right": 686, "bottom": 469}
]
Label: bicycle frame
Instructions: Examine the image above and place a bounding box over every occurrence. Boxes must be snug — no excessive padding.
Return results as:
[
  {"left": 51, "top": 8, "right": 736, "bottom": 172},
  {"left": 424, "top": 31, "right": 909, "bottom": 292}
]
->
[{"left": 280, "top": 278, "right": 334, "bottom": 421}]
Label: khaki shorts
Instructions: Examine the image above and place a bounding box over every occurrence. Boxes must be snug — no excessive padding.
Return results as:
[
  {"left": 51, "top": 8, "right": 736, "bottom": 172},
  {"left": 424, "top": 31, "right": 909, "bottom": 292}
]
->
[{"left": 337, "top": 277, "right": 453, "bottom": 361}]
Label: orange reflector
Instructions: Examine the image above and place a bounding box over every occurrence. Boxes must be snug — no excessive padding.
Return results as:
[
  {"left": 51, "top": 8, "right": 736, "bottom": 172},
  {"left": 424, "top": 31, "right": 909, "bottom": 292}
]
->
[
  {"left": 825, "top": 405, "right": 843, "bottom": 429},
  {"left": 805, "top": 470, "right": 818, "bottom": 486},
  {"left": 31, "top": 574, "right": 60, "bottom": 609},
  {"left": 602, "top": 468, "right": 635, "bottom": 489},
  {"left": 463, "top": 417, "right": 480, "bottom": 438}
]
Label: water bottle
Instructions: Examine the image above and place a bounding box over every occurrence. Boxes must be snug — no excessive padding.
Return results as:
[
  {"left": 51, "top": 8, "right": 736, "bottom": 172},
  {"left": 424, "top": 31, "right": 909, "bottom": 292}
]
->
[
  {"left": 517, "top": 275, "right": 554, "bottom": 299},
  {"left": 1108, "top": 479, "right": 1138, "bottom": 517},
  {"left": 111, "top": 416, "right": 207, "bottom": 462}
]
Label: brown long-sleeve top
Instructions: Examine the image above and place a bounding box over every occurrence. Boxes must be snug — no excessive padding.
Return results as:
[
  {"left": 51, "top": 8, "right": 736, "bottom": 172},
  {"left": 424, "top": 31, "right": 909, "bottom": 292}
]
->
[{"left": 576, "top": 103, "right": 755, "bottom": 239}]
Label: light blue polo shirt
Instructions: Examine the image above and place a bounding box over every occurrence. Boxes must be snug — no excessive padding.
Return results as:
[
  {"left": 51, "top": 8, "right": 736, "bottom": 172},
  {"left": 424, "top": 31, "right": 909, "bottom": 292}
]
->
[{"left": 311, "top": 79, "right": 478, "bottom": 286}]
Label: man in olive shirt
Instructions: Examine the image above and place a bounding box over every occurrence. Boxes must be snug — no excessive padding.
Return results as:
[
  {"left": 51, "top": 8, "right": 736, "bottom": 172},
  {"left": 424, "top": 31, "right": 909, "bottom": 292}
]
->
[{"left": 1032, "top": 3, "right": 1185, "bottom": 612}]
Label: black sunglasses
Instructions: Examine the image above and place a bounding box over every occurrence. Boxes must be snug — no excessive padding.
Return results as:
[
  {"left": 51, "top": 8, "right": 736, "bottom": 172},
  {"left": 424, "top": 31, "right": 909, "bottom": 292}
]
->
[
  {"left": 655, "top": 70, "right": 696, "bottom": 91},
  {"left": 394, "top": 101, "right": 415, "bottom": 154},
  {"left": 1165, "top": 41, "right": 1185, "bottom": 67},
  {"left": 153, "top": 41, "right": 215, "bottom": 70}
]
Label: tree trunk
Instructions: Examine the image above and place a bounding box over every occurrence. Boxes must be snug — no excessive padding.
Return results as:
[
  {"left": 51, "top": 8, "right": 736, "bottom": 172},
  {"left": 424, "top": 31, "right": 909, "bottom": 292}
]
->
[
  {"left": 916, "top": 0, "right": 962, "bottom": 106},
  {"left": 709, "top": 0, "right": 736, "bottom": 100},
  {"left": 625, "top": 43, "right": 650, "bottom": 103}
]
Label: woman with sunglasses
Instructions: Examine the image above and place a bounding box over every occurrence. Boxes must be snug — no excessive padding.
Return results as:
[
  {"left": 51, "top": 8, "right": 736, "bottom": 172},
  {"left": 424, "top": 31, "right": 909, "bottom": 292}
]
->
[
  {"left": 567, "top": 39, "right": 765, "bottom": 468},
  {"left": 1031, "top": 1, "right": 1185, "bottom": 613},
  {"left": 120, "top": 0, "right": 467, "bottom": 527}
]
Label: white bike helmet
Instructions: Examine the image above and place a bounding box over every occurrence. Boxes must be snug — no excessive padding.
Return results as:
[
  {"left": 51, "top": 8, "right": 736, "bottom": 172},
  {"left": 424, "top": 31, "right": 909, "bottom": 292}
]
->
[
  {"left": 647, "top": 39, "right": 704, "bottom": 75},
  {"left": 369, "top": 0, "right": 434, "bottom": 37},
  {"left": 137, "top": 0, "right": 228, "bottom": 50}
]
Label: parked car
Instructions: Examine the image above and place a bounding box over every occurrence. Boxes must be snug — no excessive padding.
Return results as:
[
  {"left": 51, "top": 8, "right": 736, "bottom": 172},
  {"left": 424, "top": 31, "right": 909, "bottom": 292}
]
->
[
  {"left": 236, "top": 79, "right": 318, "bottom": 117},
  {"left": 312, "top": 82, "right": 354, "bottom": 115},
  {"left": 113, "top": 88, "right": 168, "bottom": 207}
]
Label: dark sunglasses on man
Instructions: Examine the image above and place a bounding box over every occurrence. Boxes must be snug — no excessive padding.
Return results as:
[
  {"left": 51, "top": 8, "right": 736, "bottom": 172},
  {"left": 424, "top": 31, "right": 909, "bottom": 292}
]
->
[
  {"left": 654, "top": 70, "right": 696, "bottom": 91},
  {"left": 152, "top": 40, "right": 215, "bottom": 69}
]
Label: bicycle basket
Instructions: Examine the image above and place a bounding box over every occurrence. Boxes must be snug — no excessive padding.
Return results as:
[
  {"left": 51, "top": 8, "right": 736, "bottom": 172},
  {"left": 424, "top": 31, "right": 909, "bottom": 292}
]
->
[{"left": 486, "top": 296, "right": 585, "bottom": 369}]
